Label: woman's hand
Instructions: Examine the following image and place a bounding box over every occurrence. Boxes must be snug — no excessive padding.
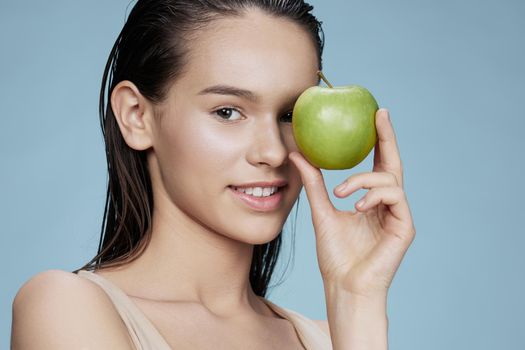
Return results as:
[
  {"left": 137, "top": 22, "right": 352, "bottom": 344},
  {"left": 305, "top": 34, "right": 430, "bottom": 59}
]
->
[{"left": 288, "top": 108, "right": 416, "bottom": 298}]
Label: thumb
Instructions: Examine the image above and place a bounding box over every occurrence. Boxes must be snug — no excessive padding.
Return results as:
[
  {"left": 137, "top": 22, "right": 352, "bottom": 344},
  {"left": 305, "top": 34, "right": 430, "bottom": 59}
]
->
[{"left": 288, "top": 151, "right": 334, "bottom": 220}]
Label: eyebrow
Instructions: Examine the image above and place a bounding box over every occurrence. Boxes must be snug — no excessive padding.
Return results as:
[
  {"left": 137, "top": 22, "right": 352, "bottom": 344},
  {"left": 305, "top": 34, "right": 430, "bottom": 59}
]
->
[{"left": 197, "top": 84, "right": 261, "bottom": 103}]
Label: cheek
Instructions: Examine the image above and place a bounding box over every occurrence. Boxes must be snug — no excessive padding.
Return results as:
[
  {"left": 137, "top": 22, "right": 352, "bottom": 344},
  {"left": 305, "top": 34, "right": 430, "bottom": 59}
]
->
[
  {"left": 155, "top": 115, "right": 246, "bottom": 189},
  {"left": 194, "top": 124, "right": 244, "bottom": 172},
  {"left": 287, "top": 166, "right": 303, "bottom": 200},
  {"left": 283, "top": 127, "right": 300, "bottom": 153}
]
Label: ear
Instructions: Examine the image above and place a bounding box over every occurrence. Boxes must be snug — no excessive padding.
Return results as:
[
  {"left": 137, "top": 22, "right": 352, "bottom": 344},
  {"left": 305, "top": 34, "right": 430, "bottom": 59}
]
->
[{"left": 110, "top": 80, "right": 155, "bottom": 151}]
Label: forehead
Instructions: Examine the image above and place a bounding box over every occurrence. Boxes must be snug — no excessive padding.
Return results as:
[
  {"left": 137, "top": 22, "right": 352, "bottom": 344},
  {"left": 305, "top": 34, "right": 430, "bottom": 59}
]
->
[{"left": 174, "top": 9, "right": 319, "bottom": 98}]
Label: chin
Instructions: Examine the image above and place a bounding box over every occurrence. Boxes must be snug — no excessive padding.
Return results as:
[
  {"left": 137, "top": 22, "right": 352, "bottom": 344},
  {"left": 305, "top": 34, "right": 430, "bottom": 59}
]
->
[
  {"left": 226, "top": 224, "right": 285, "bottom": 246},
  {"left": 247, "top": 231, "right": 283, "bottom": 245}
]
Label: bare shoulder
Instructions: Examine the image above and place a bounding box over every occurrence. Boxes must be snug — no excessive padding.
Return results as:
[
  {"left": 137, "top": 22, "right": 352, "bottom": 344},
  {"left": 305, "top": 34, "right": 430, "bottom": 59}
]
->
[
  {"left": 11, "top": 269, "right": 134, "bottom": 350},
  {"left": 312, "top": 319, "right": 330, "bottom": 337}
]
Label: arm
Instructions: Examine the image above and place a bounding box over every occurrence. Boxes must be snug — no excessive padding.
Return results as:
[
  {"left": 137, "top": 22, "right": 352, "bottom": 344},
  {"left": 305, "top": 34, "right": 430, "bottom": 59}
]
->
[
  {"left": 289, "top": 109, "right": 415, "bottom": 350},
  {"left": 11, "top": 270, "right": 134, "bottom": 350},
  {"left": 325, "top": 285, "right": 388, "bottom": 350}
]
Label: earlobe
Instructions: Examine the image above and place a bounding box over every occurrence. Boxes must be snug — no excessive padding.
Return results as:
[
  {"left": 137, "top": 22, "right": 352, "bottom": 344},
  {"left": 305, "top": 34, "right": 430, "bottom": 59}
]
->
[{"left": 110, "top": 80, "right": 153, "bottom": 151}]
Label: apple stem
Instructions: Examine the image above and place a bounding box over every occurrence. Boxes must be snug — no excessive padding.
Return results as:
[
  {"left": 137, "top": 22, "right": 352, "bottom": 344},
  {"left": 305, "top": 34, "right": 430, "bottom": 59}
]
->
[{"left": 317, "top": 70, "right": 333, "bottom": 88}]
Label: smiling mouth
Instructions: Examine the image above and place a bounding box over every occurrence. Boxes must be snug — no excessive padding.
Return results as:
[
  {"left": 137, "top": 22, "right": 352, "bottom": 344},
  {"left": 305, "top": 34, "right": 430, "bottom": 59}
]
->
[
  {"left": 228, "top": 185, "right": 287, "bottom": 212},
  {"left": 228, "top": 185, "right": 287, "bottom": 197}
]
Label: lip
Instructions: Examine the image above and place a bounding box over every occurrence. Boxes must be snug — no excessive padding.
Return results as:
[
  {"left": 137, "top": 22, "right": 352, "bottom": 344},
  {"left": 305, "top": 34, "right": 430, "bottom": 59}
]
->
[
  {"left": 230, "top": 179, "right": 288, "bottom": 188},
  {"left": 228, "top": 185, "right": 286, "bottom": 212}
]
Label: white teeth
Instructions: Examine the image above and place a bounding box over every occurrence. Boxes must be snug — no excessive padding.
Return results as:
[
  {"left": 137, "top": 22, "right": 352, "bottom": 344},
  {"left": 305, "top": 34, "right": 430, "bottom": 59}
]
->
[{"left": 234, "top": 186, "right": 278, "bottom": 197}]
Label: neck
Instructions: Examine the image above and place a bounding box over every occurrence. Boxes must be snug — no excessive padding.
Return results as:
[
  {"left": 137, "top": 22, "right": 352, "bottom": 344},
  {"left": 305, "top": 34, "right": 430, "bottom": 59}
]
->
[{"left": 96, "top": 197, "right": 269, "bottom": 318}]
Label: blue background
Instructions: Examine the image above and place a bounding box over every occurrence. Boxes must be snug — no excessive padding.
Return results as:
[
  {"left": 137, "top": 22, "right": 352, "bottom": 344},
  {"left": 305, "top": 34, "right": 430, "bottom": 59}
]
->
[{"left": 2, "top": 1, "right": 524, "bottom": 348}]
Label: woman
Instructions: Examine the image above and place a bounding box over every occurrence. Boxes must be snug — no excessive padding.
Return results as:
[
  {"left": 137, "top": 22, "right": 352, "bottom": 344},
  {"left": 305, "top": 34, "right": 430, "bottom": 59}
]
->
[{"left": 11, "top": 1, "right": 416, "bottom": 349}]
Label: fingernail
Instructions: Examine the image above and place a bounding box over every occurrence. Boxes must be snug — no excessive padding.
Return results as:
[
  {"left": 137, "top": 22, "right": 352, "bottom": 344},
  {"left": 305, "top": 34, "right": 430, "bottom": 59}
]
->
[
  {"left": 383, "top": 109, "right": 390, "bottom": 121},
  {"left": 356, "top": 199, "right": 366, "bottom": 208}
]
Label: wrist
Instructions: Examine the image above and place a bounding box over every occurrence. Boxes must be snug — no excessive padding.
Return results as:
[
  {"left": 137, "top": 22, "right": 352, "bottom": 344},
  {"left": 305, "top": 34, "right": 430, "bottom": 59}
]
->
[
  {"left": 325, "top": 284, "right": 388, "bottom": 350},
  {"left": 323, "top": 284, "right": 389, "bottom": 350},
  {"left": 323, "top": 281, "right": 388, "bottom": 306}
]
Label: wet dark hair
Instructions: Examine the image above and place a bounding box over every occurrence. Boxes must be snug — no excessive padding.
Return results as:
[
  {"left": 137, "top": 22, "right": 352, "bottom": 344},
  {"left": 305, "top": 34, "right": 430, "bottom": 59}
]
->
[{"left": 73, "top": 0, "right": 324, "bottom": 298}]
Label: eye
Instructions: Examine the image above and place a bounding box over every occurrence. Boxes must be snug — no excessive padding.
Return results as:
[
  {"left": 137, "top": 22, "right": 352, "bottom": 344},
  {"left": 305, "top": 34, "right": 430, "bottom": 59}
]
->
[
  {"left": 212, "top": 107, "right": 293, "bottom": 123},
  {"left": 213, "top": 107, "right": 243, "bottom": 122},
  {"left": 280, "top": 111, "right": 293, "bottom": 123}
]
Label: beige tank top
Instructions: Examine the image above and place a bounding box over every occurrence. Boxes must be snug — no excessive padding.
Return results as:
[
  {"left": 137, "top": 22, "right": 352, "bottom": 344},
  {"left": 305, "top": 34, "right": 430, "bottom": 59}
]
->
[{"left": 77, "top": 270, "right": 332, "bottom": 350}]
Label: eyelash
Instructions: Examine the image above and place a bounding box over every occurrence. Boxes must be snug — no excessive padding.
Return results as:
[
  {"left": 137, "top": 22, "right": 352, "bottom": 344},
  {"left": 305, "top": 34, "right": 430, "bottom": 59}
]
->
[{"left": 212, "top": 106, "right": 293, "bottom": 124}]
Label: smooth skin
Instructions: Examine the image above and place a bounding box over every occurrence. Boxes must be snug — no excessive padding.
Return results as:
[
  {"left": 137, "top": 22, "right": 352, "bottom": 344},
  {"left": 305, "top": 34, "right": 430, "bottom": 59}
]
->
[
  {"left": 12, "top": 7, "right": 415, "bottom": 350},
  {"left": 12, "top": 8, "right": 323, "bottom": 350}
]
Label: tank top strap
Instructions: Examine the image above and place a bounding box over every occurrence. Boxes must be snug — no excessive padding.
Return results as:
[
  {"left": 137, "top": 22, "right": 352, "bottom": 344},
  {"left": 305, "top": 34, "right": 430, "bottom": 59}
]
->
[
  {"left": 76, "top": 270, "right": 172, "bottom": 350},
  {"left": 260, "top": 297, "right": 333, "bottom": 349},
  {"left": 78, "top": 269, "right": 331, "bottom": 350}
]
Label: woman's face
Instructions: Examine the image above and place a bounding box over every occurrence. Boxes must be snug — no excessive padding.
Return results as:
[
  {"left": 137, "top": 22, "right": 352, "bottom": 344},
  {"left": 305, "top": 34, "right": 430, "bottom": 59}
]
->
[{"left": 148, "top": 9, "right": 319, "bottom": 244}]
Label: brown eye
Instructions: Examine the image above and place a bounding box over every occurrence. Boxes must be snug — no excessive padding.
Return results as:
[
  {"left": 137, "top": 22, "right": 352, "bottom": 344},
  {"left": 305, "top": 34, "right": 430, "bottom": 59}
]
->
[{"left": 214, "top": 107, "right": 243, "bottom": 121}]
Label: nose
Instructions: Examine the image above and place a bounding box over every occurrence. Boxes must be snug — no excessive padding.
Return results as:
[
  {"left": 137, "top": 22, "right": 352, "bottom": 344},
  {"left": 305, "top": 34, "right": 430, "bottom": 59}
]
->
[{"left": 246, "top": 117, "right": 289, "bottom": 168}]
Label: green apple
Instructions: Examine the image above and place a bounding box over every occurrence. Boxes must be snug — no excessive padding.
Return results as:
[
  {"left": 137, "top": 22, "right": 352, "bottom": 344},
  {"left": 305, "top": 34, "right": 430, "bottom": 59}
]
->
[{"left": 292, "top": 71, "right": 378, "bottom": 170}]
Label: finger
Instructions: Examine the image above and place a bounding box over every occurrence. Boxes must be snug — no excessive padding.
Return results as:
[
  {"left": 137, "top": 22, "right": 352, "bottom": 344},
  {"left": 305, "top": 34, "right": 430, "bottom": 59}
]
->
[
  {"left": 288, "top": 151, "right": 334, "bottom": 219},
  {"left": 373, "top": 109, "right": 404, "bottom": 187},
  {"left": 355, "top": 186, "right": 412, "bottom": 224},
  {"left": 334, "top": 171, "right": 399, "bottom": 197}
]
